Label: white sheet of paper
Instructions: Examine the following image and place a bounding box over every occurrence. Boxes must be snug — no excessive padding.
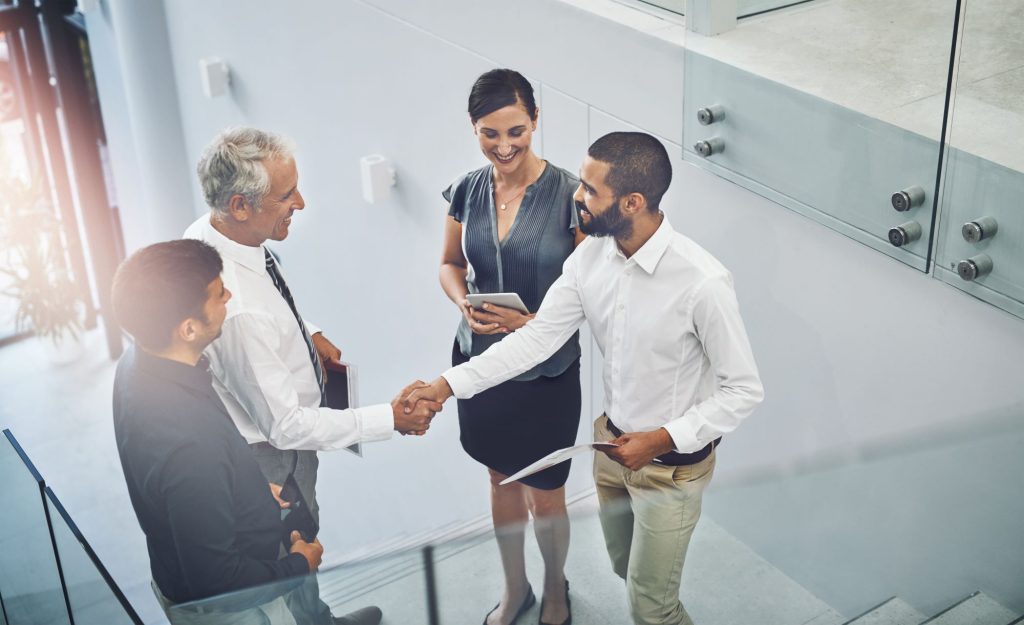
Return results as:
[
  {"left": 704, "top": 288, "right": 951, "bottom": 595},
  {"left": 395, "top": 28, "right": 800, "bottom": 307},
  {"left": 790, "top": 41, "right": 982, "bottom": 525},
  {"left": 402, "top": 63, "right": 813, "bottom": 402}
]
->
[{"left": 500, "top": 442, "right": 619, "bottom": 485}]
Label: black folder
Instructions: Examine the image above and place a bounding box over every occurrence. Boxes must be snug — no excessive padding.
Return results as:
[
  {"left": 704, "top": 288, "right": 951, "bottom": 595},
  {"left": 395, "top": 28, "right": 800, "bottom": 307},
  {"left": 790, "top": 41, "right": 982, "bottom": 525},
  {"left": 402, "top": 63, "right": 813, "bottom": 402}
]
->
[{"left": 323, "top": 360, "right": 362, "bottom": 457}]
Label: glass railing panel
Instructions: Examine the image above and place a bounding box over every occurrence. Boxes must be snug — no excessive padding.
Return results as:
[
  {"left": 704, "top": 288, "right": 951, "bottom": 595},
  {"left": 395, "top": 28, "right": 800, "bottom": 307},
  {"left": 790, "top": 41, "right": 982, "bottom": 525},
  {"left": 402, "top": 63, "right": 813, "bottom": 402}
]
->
[
  {"left": 169, "top": 547, "right": 431, "bottom": 625},
  {"left": 318, "top": 547, "right": 431, "bottom": 623},
  {"left": 428, "top": 487, "right": 858, "bottom": 624},
  {"left": 933, "top": 0, "right": 1024, "bottom": 320},
  {"left": 683, "top": 0, "right": 960, "bottom": 271},
  {"left": 43, "top": 488, "right": 141, "bottom": 625},
  {"left": 423, "top": 425, "right": 1021, "bottom": 622},
  {"left": 0, "top": 430, "right": 71, "bottom": 625},
  {"left": 702, "top": 412, "right": 1024, "bottom": 619},
  {"left": 430, "top": 499, "right": 632, "bottom": 625}
]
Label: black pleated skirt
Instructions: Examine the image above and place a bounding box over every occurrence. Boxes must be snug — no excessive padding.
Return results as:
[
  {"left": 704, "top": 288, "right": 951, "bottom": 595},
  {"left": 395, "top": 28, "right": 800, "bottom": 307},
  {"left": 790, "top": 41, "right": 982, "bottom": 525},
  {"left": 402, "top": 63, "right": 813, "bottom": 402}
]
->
[{"left": 452, "top": 340, "right": 582, "bottom": 490}]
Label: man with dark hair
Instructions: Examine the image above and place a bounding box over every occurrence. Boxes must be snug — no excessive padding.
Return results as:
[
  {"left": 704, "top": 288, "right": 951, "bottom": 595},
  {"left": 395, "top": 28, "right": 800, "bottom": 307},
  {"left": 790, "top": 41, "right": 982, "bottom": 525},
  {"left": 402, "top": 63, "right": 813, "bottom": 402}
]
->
[
  {"left": 111, "top": 239, "right": 323, "bottom": 625},
  {"left": 406, "top": 132, "right": 764, "bottom": 625}
]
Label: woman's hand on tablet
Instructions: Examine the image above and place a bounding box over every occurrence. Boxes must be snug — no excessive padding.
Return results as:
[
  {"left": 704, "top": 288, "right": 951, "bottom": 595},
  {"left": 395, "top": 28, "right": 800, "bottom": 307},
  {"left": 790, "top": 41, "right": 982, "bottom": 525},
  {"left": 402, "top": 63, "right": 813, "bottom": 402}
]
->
[
  {"left": 459, "top": 298, "right": 503, "bottom": 335},
  {"left": 472, "top": 302, "right": 534, "bottom": 333}
]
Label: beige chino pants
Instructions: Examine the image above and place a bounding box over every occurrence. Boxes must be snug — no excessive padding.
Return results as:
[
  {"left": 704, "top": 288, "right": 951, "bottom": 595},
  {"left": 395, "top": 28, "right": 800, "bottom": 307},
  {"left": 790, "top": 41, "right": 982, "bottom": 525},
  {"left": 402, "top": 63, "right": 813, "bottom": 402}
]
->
[{"left": 593, "top": 414, "right": 716, "bottom": 625}]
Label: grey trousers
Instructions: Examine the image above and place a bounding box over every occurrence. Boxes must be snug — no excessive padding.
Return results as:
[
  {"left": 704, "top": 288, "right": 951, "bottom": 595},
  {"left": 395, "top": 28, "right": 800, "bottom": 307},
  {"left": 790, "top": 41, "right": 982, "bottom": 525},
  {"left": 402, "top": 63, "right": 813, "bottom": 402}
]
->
[
  {"left": 250, "top": 444, "right": 332, "bottom": 625},
  {"left": 250, "top": 444, "right": 321, "bottom": 523}
]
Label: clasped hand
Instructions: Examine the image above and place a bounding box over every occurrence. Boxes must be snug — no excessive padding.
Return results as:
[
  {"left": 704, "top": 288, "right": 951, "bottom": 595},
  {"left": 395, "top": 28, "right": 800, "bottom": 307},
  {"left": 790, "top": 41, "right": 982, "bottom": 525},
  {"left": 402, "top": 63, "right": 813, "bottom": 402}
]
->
[
  {"left": 602, "top": 428, "right": 675, "bottom": 471},
  {"left": 388, "top": 377, "right": 455, "bottom": 436},
  {"left": 460, "top": 299, "right": 533, "bottom": 335},
  {"left": 390, "top": 380, "right": 445, "bottom": 436}
]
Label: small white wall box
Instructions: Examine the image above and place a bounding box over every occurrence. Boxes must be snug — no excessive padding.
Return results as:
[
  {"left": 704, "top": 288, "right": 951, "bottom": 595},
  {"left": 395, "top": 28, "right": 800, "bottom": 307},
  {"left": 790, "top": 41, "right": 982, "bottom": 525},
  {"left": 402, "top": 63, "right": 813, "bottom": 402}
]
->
[
  {"left": 77, "top": 0, "right": 100, "bottom": 13},
  {"left": 199, "top": 57, "right": 231, "bottom": 98},
  {"left": 360, "top": 155, "right": 396, "bottom": 204}
]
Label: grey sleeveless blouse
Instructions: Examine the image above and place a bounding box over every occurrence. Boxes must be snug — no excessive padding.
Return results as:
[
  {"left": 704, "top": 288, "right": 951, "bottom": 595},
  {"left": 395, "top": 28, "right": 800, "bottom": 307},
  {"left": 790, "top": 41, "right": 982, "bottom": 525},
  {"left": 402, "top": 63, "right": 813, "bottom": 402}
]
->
[{"left": 443, "top": 162, "right": 581, "bottom": 381}]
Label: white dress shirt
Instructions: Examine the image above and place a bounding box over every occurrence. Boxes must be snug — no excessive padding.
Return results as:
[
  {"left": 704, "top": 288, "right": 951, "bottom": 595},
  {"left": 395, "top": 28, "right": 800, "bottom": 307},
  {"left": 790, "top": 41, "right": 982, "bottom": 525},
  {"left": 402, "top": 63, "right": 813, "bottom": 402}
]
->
[
  {"left": 443, "top": 216, "right": 764, "bottom": 454},
  {"left": 184, "top": 215, "right": 393, "bottom": 450}
]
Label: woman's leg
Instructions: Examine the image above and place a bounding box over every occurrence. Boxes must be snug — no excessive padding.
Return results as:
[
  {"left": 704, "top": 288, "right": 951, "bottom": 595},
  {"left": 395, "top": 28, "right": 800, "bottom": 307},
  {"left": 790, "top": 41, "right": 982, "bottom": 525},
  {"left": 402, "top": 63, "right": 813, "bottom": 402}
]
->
[
  {"left": 487, "top": 468, "right": 532, "bottom": 625},
  {"left": 526, "top": 485, "right": 570, "bottom": 624}
]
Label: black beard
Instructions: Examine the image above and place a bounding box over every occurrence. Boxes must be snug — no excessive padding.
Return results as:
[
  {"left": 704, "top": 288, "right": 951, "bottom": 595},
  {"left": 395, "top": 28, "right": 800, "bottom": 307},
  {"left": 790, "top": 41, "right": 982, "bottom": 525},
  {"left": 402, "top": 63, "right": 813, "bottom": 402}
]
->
[{"left": 577, "top": 199, "right": 632, "bottom": 239}]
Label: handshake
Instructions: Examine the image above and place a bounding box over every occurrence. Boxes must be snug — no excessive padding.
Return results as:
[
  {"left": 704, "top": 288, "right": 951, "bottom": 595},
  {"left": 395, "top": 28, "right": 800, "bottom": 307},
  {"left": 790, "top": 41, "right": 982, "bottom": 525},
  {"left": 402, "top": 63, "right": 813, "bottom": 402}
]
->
[{"left": 389, "top": 377, "right": 455, "bottom": 435}]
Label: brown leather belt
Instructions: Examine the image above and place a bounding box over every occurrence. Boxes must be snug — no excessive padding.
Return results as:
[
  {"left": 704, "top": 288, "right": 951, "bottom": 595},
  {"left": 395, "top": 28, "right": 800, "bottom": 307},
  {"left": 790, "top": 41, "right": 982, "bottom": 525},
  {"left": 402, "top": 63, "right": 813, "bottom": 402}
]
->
[{"left": 606, "top": 418, "right": 719, "bottom": 466}]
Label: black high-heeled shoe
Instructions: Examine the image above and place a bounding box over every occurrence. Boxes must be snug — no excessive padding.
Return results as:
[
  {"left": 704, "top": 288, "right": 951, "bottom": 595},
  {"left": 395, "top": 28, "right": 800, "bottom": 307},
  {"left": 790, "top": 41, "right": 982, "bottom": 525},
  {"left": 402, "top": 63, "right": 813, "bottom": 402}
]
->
[
  {"left": 538, "top": 580, "right": 571, "bottom": 625},
  {"left": 482, "top": 586, "right": 536, "bottom": 625}
]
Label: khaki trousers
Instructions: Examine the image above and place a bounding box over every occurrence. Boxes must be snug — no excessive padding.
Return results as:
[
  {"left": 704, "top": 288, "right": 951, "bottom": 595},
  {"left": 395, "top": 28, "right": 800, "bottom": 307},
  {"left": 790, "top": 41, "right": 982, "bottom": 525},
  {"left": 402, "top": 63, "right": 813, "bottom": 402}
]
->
[{"left": 593, "top": 415, "right": 716, "bottom": 625}]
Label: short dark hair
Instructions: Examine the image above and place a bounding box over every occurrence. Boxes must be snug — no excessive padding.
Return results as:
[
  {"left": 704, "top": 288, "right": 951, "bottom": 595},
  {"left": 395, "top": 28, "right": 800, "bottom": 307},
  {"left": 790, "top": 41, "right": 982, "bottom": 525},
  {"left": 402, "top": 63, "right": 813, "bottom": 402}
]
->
[
  {"left": 468, "top": 69, "right": 537, "bottom": 123},
  {"left": 587, "top": 132, "right": 672, "bottom": 211},
  {"left": 112, "top": 239, "right": 223, "bottom": 350}
]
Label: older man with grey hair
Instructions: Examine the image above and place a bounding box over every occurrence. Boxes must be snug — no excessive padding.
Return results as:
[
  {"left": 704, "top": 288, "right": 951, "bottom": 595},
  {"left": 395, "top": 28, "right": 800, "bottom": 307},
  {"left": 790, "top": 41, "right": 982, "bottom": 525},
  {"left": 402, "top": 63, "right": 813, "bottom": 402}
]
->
[{"left": 185, "top": 127, "right": 438, "bottom": 625}]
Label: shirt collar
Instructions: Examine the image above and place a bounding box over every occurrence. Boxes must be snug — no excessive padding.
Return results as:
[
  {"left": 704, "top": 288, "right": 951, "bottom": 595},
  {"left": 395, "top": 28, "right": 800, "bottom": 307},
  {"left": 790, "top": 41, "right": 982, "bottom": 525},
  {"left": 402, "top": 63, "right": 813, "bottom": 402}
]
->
[
  {"left": 605, "top": 214, "right": 675, "bottom": 275},
  {"left": 131, "top": 344, "right": 215, "bottom": 395},
  {"left": 200, "top": 215, "right": 268, "bottom": 274}
]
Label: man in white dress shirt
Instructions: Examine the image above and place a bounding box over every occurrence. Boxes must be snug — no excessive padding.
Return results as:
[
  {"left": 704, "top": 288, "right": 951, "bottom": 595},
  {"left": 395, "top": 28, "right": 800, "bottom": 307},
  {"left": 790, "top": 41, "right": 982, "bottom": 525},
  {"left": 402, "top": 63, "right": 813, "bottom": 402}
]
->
[
  {"left": 406, "top": 132, "right": 764, "bottom": 625},
  {"left": 186, "top": 127, "right": 438, "bottom": 625}
]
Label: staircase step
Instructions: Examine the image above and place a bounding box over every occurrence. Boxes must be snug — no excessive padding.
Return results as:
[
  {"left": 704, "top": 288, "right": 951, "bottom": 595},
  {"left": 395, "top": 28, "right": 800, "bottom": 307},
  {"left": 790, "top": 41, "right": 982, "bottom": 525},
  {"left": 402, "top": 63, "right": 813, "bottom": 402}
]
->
[
  {"left": 923, "top": 592, "right": 1018, "bottom": 625},
  {"left": 845, "top": 597, "right": 925, "bottom": 625}
]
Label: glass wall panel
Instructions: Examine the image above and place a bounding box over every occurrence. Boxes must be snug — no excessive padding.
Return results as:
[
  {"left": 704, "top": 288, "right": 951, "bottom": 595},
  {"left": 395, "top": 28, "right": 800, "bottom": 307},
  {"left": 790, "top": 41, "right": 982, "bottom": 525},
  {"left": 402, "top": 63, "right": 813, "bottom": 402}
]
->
[
  {"left": 933, "top": 0, "right": 1024, "bottom": 319},
  {"left": 0, "top": 430, "right": 70, "bottom": 625},
  {"left": 632, "top": 0, "right": 829, "bottom": 19},
  {"left": 44, "top": 488, "right": 141, "bottom": 625},
  {"left": 683, "top": 0, "right": 960, "bottom": 271},
  {"left": 738, "top": 0, "right": 822, "bottom": 19},
  {"left": 637, "top": 0, "right": 684, "bottom": 16}
]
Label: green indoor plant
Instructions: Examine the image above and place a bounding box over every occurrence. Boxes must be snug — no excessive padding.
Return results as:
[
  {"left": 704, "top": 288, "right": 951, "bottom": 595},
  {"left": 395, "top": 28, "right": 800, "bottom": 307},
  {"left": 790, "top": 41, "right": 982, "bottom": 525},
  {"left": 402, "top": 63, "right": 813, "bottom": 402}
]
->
[{"left": 0, "top": 151, "right": 83, "bottom": 350}]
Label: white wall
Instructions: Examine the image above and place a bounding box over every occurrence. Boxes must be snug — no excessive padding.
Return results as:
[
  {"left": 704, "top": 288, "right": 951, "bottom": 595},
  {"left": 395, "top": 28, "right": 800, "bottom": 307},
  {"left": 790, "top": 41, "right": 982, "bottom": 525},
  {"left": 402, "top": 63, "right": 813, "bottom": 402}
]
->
[{"left": 86, "top": 0, "right": 1024, "bottom": 560}]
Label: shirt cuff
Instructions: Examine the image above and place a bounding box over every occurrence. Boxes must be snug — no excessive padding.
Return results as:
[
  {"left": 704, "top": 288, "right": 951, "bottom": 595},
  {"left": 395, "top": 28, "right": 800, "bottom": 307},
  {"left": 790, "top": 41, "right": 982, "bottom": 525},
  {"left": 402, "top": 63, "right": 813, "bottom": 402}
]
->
[
  {"left": 441, "top": 366, "right": 474, "bottom": 399},
  {"left": 360, "top": 403, "right": 395, "bottom": 441},
  {"left": 662, "top": 418, "right": 704, "bottom": 454},
  {"left": 305, "top": 320, "right": 322, "bottom": 336}
]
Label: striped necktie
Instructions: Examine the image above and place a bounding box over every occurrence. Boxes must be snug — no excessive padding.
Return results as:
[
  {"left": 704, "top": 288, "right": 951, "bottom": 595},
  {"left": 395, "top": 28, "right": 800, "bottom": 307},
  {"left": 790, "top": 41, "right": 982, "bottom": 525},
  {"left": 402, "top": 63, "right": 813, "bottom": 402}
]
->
[{"left": 264, "top": 249, "right": 326, "bottom": 406}]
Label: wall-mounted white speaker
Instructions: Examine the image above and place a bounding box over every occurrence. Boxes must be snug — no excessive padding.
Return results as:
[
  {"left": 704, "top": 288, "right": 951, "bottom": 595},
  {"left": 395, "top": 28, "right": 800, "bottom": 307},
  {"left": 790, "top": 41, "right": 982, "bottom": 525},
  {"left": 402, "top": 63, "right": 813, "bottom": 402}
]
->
[
  {"left": 360, "top": 155, "right": 397, "bottom": 204},
  {"left": 198, "top": 57, "right": 230, "bottom": 99}
]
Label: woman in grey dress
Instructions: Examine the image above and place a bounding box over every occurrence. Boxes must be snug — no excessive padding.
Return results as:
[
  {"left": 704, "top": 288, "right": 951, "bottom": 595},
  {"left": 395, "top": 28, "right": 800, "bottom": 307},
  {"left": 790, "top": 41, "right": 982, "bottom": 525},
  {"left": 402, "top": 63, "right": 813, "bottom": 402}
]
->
[{"left": 439, "top": 69, "right": 585, "bottom": 625}]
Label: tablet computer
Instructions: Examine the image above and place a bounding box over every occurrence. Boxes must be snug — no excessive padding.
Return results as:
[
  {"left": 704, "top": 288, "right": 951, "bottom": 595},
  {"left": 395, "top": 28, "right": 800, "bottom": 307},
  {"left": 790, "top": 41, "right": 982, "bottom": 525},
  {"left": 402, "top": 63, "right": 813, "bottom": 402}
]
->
[{"left": 466, "top": 292, "right": 529, "bottom": 314}]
